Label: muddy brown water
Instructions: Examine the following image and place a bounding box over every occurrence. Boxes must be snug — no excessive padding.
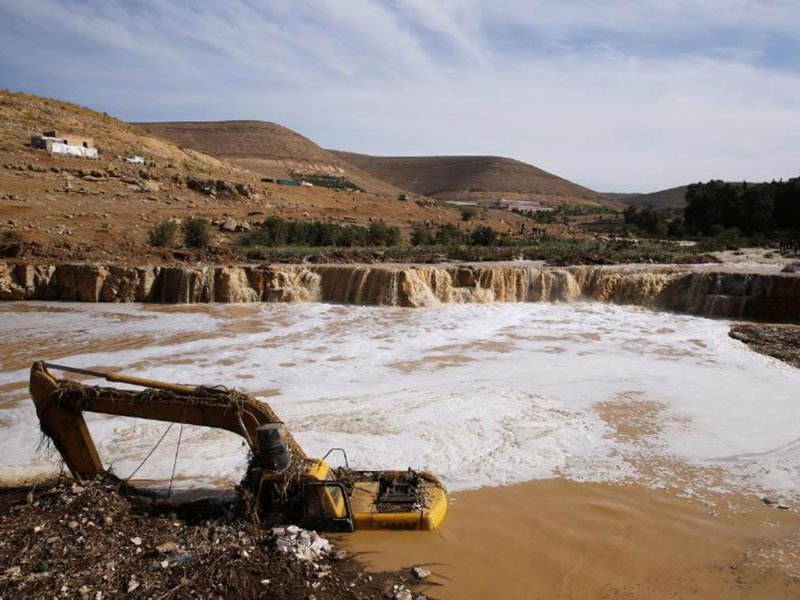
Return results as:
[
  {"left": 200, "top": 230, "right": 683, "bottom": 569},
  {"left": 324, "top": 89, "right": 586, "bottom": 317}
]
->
[
  {"left": 3, "top": 302, "right": 800, "bottom": 598},
  {"left": 343, "top": 479, "right": 800, "bottom": 599}
]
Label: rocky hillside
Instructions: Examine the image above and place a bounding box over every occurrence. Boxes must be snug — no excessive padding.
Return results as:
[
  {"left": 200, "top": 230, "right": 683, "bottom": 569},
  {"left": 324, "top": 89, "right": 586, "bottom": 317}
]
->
[
  {"left": 1, "top": 90, "right": 521, "bottom": 264},
  {"left": 133, "top": 121, "right": 406, "bottom": 197},
  {"left": 332, "top": 152, "right": 619, "bottom": 209}
]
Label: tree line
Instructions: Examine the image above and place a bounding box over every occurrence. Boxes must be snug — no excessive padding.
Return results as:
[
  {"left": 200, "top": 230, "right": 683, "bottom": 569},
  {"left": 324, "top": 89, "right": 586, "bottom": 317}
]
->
[
  {"left": 623, "top": 177, "right": 800, "bottom": 238},
  {"left": 242, "top": 216, "right": 400, "bottom": 247},
  {"left": 683, "top": 178, "right": 800, "bottom": 236}
]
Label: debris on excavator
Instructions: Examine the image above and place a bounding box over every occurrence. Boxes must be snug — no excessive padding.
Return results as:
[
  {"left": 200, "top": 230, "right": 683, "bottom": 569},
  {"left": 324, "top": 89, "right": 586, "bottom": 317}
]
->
[{"left": 28, "top": 361, "right": 448, "bottom": 532}]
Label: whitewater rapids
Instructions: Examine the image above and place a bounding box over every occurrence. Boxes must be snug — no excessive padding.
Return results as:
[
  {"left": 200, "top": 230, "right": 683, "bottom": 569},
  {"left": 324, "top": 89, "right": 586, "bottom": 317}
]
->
[{"left": 0, "top": 301, "right": 798, "bottom": 503}]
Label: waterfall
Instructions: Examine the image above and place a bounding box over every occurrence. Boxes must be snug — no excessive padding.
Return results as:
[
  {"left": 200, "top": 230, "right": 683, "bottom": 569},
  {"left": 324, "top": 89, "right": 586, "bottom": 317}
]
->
[{"left": 1, "top": 260, "right": 798, "bottom": 321}]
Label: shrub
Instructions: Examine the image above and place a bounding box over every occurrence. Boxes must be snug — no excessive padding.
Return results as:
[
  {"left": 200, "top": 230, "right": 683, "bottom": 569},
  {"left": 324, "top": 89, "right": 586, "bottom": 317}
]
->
[
  {"left": 182, "top": 217, "right": 212, "bottom": 249},
  {"left": 470, "top": 225, "right": 497, "bottom": 246},
  {"left": 435, "top": 223, "right": 465, "bottom": 244},
  {"left": 148, "top": 220, "right": 179, "bottom": 248},
  {"left": 367, "top": 222, "right": 400, "bottom": 246},
  {"left": 246, "top": 217, "right": 399, "bottom": 248},
  {"left": 411, "top": 226, "right": 435, "bottom": 246},
  {"left": 460, "top": 206, "right": 478, "bottom": 222}
]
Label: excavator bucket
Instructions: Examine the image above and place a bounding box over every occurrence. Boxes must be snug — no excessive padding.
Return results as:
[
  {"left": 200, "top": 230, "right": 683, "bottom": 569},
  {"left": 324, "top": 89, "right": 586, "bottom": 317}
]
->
[{"left": 30, "top": 361, "right": 103, "bottom": 479}]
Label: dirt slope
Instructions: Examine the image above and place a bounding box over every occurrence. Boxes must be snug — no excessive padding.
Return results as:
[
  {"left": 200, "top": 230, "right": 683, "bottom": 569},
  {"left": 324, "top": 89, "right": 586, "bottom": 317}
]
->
[
  {"left": 608, "top": 185, "right": 689, "bottom": 209},
  {"left": 0, "top": 91, "right": 538, "bottom": 264},
  {"left": 133, "top": 121, "right": 406, "bottom": 197},
  {"left": 332, "top": 151, "right": 620, "bottom": 209}
]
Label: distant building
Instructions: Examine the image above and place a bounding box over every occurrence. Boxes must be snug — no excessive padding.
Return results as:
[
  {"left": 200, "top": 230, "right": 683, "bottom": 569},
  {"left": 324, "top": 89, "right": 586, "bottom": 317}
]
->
[
  {"left": 493, "top": 198, "right": 553, "bottom": 212},
  {"left": 31, "top": 131, "right": 98, "bottom": 158},
  {"left": 445, "top": 200, "right": 479, "bottom": 207}
]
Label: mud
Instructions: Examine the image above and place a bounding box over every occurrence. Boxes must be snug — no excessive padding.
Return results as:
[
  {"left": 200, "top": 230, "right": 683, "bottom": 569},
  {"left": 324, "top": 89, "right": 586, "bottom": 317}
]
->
[{"left": 344, "top": 479, "right": 800, "bottom": 600}]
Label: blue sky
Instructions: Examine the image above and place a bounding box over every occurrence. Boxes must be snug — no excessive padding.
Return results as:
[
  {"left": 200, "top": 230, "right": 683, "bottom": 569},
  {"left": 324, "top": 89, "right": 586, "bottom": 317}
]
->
[{"left": 1, "top": 0, "right": 798, "bottom": 192}]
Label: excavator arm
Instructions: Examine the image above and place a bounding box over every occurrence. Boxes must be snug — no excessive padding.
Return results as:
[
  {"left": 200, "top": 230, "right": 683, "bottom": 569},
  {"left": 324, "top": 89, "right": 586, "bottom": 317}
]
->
[{"left": 29, "top": 361, "right": 306, "bottom": 480}]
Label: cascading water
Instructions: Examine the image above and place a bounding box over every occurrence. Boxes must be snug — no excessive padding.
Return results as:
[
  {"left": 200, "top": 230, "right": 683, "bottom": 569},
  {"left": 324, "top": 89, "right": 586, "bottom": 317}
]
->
[{"left": 1, "top": 261, "right": 798, "bottom": 321}]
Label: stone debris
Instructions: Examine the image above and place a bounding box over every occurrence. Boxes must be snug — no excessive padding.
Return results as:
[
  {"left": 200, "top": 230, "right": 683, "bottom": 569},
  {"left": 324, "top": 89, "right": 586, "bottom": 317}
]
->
[
  {"left": 781, "top": 263, "right": 800, "bottom": 273},
  {"left": 411, "top": 566, "right": 431, "bottom": 580},
  {"left": 0, "top": 477, "right": 411, "bottom": 599},
  {"left": 272, "top": 525, "right": 334, "bottom": 562}
]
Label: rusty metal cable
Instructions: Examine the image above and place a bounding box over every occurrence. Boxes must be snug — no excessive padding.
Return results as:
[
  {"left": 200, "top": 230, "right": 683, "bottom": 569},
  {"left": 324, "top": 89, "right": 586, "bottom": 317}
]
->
[
  {"left": 125, "top": 422, "right": 174, "bottom": 482},
  {"left": 167, "top": 423, "right": 184, "bottom": 498}
]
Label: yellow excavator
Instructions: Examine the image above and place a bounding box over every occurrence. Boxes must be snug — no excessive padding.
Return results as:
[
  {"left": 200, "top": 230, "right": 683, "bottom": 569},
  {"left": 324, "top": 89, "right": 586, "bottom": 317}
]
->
[{"left": 29, "top": 361, "right": 447, "bottom": 532}]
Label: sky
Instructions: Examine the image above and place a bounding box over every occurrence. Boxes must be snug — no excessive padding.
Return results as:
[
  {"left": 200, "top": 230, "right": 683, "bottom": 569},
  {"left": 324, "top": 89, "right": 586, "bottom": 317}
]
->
[{"left": 0, "top": 1, "right": 798, "bottom": 192}]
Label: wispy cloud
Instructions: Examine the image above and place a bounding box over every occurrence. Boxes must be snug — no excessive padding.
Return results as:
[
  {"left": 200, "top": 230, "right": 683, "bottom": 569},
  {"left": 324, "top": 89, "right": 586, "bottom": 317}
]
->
[{"left": 0, "top": 0, "right": 797, "bottom": 191}]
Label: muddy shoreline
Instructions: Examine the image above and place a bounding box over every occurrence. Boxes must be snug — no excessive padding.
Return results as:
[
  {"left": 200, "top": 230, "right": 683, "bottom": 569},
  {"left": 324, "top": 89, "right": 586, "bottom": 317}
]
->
[
  {"left": 0, "top": 477, "right": 420, "bottom": 600},
  {"left": 730, "top": 323, "right": 800, "bottom": 369}
]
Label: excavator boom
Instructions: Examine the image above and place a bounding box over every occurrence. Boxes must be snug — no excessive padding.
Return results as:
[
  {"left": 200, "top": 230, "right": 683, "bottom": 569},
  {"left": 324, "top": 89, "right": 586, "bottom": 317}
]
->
[
  {"left": 29, "top": 361, "right": 305, "bottom": 479},
  {"left": 28, "top": 361, "right": 448, "bottom": 532}
]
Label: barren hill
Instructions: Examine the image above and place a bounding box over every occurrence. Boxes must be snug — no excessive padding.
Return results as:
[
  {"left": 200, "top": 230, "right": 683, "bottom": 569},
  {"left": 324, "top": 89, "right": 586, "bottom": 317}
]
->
[
  {"left": 607, "top": 186, "right": 689, "bottom": 210},
  {"left": 332, "top": 152, "right": 620, "bottom": 209},
  {"left": 0, "top": 90, "right": 535, "bottom": 264},
  {"left": 133, "top": 121, "right": 404, "bottom": 197}
]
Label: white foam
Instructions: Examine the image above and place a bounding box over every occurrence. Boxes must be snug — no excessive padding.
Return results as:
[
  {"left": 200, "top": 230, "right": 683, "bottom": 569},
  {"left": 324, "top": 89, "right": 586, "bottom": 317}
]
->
[{"left": 1, "top": 301, "right": 799, "bottom": 501}]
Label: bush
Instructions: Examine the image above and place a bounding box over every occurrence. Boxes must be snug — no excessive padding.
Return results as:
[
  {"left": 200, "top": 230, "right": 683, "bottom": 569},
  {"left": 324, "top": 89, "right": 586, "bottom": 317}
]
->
[
  {"left": 435, "top": 223, "right": 465, "bottom": 245},
  {"left": 148, "top": 220, "right": 179, "bottom": 248},
  {"left": 470, "top": 225, "right": 496, "bottom": 246},
  {"left": 367, "top": 222, "right": 400, "bottom": 246},
  {"left": 411, "top": 226, "right": 435, "bottom": 246},
  {"left": 182, "top": 217, "right": 212, "bottom": 249},
  {"left": 460, "top": 206, "right": 478, "bottom": 222},
  {"left": 243, "top": 217, "right": 400, "bottom": 248}
]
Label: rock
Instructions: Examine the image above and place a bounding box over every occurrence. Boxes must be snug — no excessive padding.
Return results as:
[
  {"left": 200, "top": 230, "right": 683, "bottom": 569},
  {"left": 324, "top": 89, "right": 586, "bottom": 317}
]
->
[
  {"left": 3, "top": 565, "right": 22, "bottom": 579},
  {"left": 777, "top": 503, "right": 790, "bottom": 510},
  {"left": 130, "top": 536, "right": 142, "bottom": 546},
  {"left": 260, "top": 579, "right": 270, "bottom": 586},
  {"left": 781, "top": 263, "right": 799, "bottom": 273},
  {"left": 221, "top": 217, "right": 238, "bottom": 232},
  {"left": 411, "top": 566, "right": 431, "bottom": 580},
  {"left": 71, "top": 484, "right": 85, "bottom": 494},
  {"left": 127, "top": 577, "right": 139, "bottom": 593},
  {"left": 68, "top": 520, "right": 79, "bottom": 530},
  {"left": 394, "top": 589, "right": 413, "bottom": 600},
  {"left": 155, "top": 541, "right": 179, "bottom": 553},
  {"left": 139, "top": 181, "right": 160, "bottom": 193}
]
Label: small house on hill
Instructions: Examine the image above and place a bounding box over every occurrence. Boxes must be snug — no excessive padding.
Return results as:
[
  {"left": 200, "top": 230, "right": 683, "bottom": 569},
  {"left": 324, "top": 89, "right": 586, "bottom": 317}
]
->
[{"left": 30, "top": 131, "right": 98, "bottom": 158}]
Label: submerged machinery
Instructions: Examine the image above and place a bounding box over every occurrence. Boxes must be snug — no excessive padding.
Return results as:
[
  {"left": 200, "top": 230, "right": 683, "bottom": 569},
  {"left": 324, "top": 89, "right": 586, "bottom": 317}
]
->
[{"left": 29, "top": 361, "right": 447, "bottom": 532}]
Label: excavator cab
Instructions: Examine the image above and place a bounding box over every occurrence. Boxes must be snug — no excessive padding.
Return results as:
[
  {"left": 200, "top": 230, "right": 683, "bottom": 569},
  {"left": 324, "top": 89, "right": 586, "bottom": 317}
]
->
[
  {"left": 29, "top": 361, "right": 447, "bottom": 532},
  {"left": 300, "top": 461, "right": 355, "bottom": 532}
]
